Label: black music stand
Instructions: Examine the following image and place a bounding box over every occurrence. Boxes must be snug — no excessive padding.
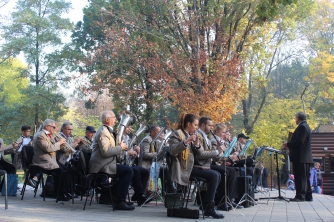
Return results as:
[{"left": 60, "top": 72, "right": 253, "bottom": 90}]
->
[{"left": 259, "top": 148, "right": 289, "bottom": 203}]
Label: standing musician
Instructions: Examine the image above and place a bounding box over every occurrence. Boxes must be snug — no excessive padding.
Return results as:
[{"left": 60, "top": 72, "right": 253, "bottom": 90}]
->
[
  {"left": 168, "top": 113, "right": 224, "bottom": 219},
  {"left": 139, "top": 125, "right": 162, "bottom": 169},
  {"left": 57, "top": 121, "right": 82, "bottom": 165},
  {"left": 283, "top": 112, "right": 313, "bottom": 202},
  {"left": 123, "top": 125, "right": 150, "bottom": 205},
  {"left": 31, "top": 119, "right": 71, "bottom": 201},
  {"left": 208, "top": 122, "right": 241, "bottom": 210},
  {"left": 89, "top": 110, "right": 135, "bottom": 210},
  {"left": 76, "top": 126, "right": 96, "bottom": 153}
]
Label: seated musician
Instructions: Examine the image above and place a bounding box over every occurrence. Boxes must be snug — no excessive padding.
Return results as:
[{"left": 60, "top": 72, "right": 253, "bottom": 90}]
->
[
  {"left": 208, "top": 122, "right": 242, "bottom": 210},
  {"left": 139, "top": 125, "right": 174, "bottom": 194},
  {"left": 89, "top": 110, "right": 135, "bottom": 210},
  {"left": 232, "top": 133, "right": 260, "bottom": 190},
  {"left": 139, "top": 125, "right": 161, "bottom": 169},
  {"left": 76, "top": 126, "right": 96, "bottom": 153},
  {"left": 168, "top": 113, "right": 224, "bottom": 219},
  {"left": 122, "top": 125, "right": 150, "bottom": 205},
  {"left": 31, "top": 119, "right": 71, "bottom": 201},
  {"left": 57, "top": 121, "right": 82, "bottom": 165},
  {"left": 0, "top": 135, "right": 17, "bottom": 175},
  {"left": 11, "top": 125, "right": 34, "bottom": 169}
]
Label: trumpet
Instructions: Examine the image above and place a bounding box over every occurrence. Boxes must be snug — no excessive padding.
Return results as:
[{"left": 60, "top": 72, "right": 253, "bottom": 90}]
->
[
  {"left": 53, "top": 133, "right": 76, "bottom": 154},
  {"left": 81, "top": 137, "right": 92, "bottom": 147}
]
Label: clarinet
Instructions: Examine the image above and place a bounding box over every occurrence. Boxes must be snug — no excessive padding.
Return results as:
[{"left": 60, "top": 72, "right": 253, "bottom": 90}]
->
[{"left": 209, "top": 130, "right": 236, "bottom": 165}]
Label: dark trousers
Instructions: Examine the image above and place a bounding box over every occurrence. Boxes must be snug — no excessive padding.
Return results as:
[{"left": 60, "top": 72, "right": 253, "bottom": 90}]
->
[
  {"left": 293, "top": 162, "right": 312, "bottom": 199},
  {"left": 211, "top": 165, "right": 237, "bottom": 204},
  {"left": 190, "top": 167, "right": 220, "bottom": 203},
  {"left": 115, "top": 164, "right": 134, "bottom": 201},
  {"left": 131, "top": 165, "right": 149, "bottom": 196},
  {"left": 30, "top": 163, "right": 70, "bottom": 195}
]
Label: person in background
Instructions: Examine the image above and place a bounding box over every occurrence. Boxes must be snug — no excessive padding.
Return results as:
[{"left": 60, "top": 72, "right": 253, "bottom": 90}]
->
[
  {"left": 287, "top": 174, "right": 295, "bottom": 191},
  {"left": 310, "top": 162, "right": 322, "bottom": 194}
]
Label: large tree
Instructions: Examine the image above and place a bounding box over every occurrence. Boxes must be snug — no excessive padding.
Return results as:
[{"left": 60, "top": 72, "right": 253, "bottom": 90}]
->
[
  {"left": 0, "top": 0, "right": 73, "bottom": 125},
  {"left": 71, "top": 0, "right": 300, "bottom": 124}
]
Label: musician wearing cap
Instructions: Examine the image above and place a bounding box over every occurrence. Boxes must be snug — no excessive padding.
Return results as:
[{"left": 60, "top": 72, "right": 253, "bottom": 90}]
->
[
  {"left": 197, "top": 116, "right": 241, "bottom": 211},
  {"left": 32, "top": 119, "right": 72, "bottom": 201},
  {"left": 76, "top": 126, "right": 96, "bottom": 153},
  {"left": 89, "top": 110, "right": 135, "bottom": 210},
  {"left": 283, "top": 112, "right": 313, "bottom": 202}
]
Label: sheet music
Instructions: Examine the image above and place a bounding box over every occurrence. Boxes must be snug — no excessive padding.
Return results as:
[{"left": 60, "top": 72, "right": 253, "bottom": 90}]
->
[{"left": 18, "top": 138, "right": 31, "bottom": 152}]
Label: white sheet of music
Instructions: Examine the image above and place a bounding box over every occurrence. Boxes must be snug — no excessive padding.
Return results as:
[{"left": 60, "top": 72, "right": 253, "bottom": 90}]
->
[{"left": 18, "top": 138, "right": 31, "bottom": 152}]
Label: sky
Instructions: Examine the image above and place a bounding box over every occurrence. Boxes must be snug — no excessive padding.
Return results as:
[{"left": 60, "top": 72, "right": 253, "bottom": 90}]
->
[
  {"left": 1, "top": 0, "right": 89, "bottom": 24},
  {"left": 1, "top": 0, "right": 90, "bottom": 97}
]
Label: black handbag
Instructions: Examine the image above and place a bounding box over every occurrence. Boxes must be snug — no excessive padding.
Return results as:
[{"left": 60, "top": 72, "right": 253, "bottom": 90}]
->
[{"left": 164, "top": 192, "right": 184, "bottom": 209}]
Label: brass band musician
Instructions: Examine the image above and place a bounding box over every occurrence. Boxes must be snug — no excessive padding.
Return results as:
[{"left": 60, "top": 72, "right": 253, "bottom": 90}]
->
[
  {"left": 57, "top": 121, "right": 82, "bottom": 165},
  {"left": 76, "top": 126, "right": 96, "bottom": 153},
  {"left": 197, "top": 116, "right": 241, "bottom": 211},
  {"left": 139, "top": 125, "right": 162, "bottom": 169},
  {"left": 123, "top": 125, "right": 150, "bottom": 205}
]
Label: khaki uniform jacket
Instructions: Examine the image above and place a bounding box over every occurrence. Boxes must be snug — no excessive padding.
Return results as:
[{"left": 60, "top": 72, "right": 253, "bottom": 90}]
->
[
  {"left": 196, "top": 131, "right": 219, "bottom": 167},
  {"left": 89, "top": 125, "right": 122, "bottom": 175},
  {"left": 169, "top": 130, "right": 195, "bottom": 186},
  {"left": 32, "top": 130, "right": 61, "bottom": 170},
  {"left": 139, "top": 135, "right": 161, "bottom": 170}
]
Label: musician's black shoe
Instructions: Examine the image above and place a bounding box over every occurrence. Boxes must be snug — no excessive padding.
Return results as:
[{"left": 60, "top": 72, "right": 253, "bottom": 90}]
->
[
  {"left": 289, "top": 197, "right": 305, "bottom": 202},
  {"left": 205, "top": 202, "right": 224, "bottom": 219},
  {"left": 137, "top": 194, "right": 151, "bottom": 206},
  {"left": 217, "top": 204, "right": 232, "bottom": 211},
  {"left": 114, "top": 201, "right": 135, "bottom": 210},
  {"left": 231, "top": 201, "right": 244, "bottom": 209},
  {"left": 58, "top": 193, "right": 71, "bottom": 201},
  {"left": 125, "top": 201, "right": 134, "bottom": 205}
]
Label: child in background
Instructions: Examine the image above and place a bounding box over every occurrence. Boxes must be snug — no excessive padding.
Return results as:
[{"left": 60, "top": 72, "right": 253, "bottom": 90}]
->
[{"left": 287, "top": 174, "right": 295, "bottom": 190}]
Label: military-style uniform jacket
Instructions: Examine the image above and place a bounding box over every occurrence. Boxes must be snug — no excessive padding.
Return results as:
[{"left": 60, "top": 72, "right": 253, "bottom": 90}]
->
[
  {"left": 89, "top": 125, "right": 122, "bottom": 175},
  {"left": 32, "top": 130, "right": 61, "bottom": 170},
  {"left": 196, "top": 130, "right": 219, "bottom": 167},
  {"left": 139, "top": 135, "right": 161, "bottom": 169}
]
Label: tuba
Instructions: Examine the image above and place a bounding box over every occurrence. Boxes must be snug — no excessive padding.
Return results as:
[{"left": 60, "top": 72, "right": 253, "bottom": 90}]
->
[
  {"left": 116, "top": 111, "right": 136, "bottom": 163},
  {"left": 156, "top": 129, "right": 173, "bottom": 162},
  {"left": 126, "top": 123, "right": 149, "bottom": 166}
]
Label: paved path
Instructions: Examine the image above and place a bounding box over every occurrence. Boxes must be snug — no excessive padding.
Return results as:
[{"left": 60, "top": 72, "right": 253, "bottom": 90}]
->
[{"left": 0, "top": 187, "right": 334, "bottom": 222}]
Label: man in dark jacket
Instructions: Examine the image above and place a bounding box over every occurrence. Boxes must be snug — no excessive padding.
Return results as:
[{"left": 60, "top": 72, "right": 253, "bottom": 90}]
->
[{"left": 283, "top": 112, "right": 313, "bottom": 202}]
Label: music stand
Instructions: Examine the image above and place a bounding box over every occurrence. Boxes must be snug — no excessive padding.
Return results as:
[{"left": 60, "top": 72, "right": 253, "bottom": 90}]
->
[
  {"left": 259, "top": 147, "right": 289, "bottom": 203},
  {"left": 140, "top": 158, "right": 164, "bottom": 207},
  {"left": 236, "top": 153, "right": 263, "bottom": 210}
]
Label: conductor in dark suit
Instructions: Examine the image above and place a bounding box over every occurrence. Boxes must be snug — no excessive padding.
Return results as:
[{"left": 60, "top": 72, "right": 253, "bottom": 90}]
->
[{"left": 283, "top": 112, "right": 313, "bottom": 202}]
